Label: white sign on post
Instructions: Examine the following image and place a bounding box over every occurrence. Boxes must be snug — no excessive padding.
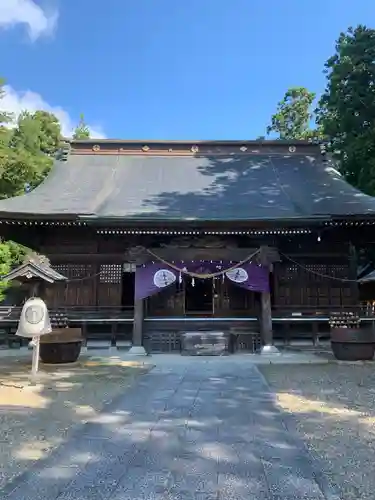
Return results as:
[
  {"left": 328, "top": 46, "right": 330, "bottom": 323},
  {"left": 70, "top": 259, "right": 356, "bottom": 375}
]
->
[{"left": 16, "top": 297, "right": 52, "bottom": 376}]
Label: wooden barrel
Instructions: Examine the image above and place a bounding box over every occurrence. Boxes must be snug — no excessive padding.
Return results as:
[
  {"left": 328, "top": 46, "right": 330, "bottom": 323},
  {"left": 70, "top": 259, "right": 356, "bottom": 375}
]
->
[
  {"left": 40, "top": 328, "right": 83, "bottom": 364},
  {"left": 330, "top": 327, "right": 375, "bottom": 361}
]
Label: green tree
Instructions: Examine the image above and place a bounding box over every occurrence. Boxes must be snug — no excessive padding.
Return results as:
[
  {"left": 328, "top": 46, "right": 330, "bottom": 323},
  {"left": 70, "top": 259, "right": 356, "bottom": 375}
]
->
[
  {"left": 267, "top": 87, "right": 320, "bottom": 140},
  {"left": 0, "top": 79, "right": 13, "bottom": 182},
  {"left": 72, "top": 113, "right": 90, "bottom": 139},
  {"left": 10, "top": 110, "right": 61, "bottom": 156},
  {"left": 0, "top": 82, "right": 62, "bottom": 297},
  {"left": 0, "top": 78, "right": 13, "bottom": 129},
  {"left": 0, "top": 110, "right": 62, "bottom": 198},
  {"left": 0, "top": 241, "right": 12, "bottom": 301},
  {"left": 317, "top": 25, "right": 375, "bottom": 194}
]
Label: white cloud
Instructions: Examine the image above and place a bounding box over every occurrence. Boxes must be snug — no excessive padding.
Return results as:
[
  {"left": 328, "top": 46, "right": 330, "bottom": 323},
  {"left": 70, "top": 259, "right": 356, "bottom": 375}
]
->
[
  {"left": 0, "top": 85, "right": 106, "bottom": 138},
  {"left": 0, "top": 0, "right": 58, "bottom": 41}
]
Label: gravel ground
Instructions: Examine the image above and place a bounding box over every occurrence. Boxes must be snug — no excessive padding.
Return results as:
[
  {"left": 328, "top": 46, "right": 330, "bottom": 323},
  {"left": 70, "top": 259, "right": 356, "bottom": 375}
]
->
[
  {"left": 0, "top": 355, "right": 151, "bottom": 489},
  {"left": 259, "top": 362, "right": 375, "bottom": 500}
]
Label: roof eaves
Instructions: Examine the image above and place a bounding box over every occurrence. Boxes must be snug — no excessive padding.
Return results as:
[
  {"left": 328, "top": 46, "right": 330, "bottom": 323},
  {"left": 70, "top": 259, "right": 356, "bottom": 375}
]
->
[
  {"left": 78, "top": 214, "right": 332, "bottom": 225},
  {"left": 3, "top": 262, "right": 67, "bottom": 283},
  {"left": 0, "top": 213, "right": 93, "bottom": 220}
]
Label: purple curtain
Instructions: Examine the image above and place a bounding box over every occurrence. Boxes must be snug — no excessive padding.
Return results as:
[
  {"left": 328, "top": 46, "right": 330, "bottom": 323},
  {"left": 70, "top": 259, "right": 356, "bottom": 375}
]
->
[
  {"left": 135, "top": 260, "right": 269, "bottom": 301},
  {"left": 135, "top": 262, "right": 178, "bottom": 301},
  {"left": 225, "top": 262, "right": 269, "bottom": 293}
]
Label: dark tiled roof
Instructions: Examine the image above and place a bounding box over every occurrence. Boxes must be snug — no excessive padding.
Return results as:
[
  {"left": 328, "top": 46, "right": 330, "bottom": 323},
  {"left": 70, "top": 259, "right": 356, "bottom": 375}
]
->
[{"left": 0, "top": 151, "right": 375, "bottom": 220}]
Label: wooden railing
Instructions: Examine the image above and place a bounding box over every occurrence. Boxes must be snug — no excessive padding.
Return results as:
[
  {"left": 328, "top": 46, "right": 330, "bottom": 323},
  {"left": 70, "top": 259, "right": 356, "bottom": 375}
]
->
[
  {"left": 0, "top": 303, "right": 374, "bottom": 326},
  {"left": 0, "top": 305, "right": 134, "bottom": 324},
  {"left": 272, "top": 304, "right": 373, "bottom": 318}
]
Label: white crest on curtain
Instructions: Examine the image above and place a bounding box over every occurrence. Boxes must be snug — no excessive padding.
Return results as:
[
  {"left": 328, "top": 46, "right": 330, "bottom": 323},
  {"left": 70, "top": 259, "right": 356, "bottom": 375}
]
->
[
  {"left": 225, "top": 268, "right": 248, "bottom": 283},
  {"left": 153, "top": 269, "right": 176, "bottom": 288}
]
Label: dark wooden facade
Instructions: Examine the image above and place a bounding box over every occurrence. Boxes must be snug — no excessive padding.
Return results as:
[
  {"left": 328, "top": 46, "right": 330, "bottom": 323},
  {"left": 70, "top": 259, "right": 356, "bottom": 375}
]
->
[
  {"left": 0, "top": 221, "right": 366, "bottom": 351},
  {"left": 0, "top": 139, "right": 374, "bottom": 352},
  {"left": 35, "top": 226, "right": 358, "bottom": 314}
]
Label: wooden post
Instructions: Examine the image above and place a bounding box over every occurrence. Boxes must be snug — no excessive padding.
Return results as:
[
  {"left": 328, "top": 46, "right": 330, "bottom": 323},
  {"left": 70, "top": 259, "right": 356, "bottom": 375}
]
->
[
  {"left": 128, "top": 263, "right": 147, "bottom": 355},
  {"left": 132, "top": 298, "right": 144, "bottom": 347},
  {"left": 122, "top": 249, "right": 148, "bottom": 356},
  {"left": 349, "top": 242, "right": 359, "bottom": 306},
  {"left": 259, "top": 246, "right": 279, "bottom": 354},
  {"left": 31, "top": 336, "right": 40, "bottom": 377},
  {"left": 261, "top": 291, "right": 273, "bottom": 345}
]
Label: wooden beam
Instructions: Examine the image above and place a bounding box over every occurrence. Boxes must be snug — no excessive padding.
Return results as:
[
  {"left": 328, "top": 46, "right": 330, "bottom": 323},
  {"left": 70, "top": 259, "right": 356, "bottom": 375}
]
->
[
  {"left": 146, "top": 247, "right": 259, "bottom": 262},
  {"left": 48, "top": 254, "right": 125, "bottom": 262}
]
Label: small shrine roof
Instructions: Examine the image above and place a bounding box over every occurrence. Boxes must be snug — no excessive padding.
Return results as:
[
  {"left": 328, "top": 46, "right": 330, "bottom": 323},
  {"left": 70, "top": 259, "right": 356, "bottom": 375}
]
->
[
  {"left": 0, "top": 139, "right": 374, "bottom": 221},
  {"left": 3, "top": 260, "right": 67, "bottom": 283}
]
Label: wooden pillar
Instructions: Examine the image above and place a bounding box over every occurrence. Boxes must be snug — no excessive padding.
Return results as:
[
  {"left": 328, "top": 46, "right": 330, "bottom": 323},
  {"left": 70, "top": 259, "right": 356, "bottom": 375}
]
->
[
  {"left": 349, "top": 242, "right": 359, "bottom": 306},
  {"left": 128, "top": 255, "right": 147, "bottom": 355},
  {"left": 259, "top": 246, "right": 279, "bottom": 354},
  {"left": 132, "top": 298, "right": 144, "bottom": 347},
  {"left": 261, "top": 291, "right": 273, "bottom": 345}
]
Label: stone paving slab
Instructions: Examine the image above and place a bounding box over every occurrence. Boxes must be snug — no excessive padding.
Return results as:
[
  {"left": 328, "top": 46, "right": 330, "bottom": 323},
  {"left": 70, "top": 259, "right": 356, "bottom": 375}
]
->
[{"left": 0, "top": 361, "right": 341, "bottom": 500}]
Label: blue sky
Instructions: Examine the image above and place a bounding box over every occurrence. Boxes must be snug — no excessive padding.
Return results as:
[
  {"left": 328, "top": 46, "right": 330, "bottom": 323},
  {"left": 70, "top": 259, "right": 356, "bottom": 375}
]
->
[{"left": 0, "top": 0, "right": 374, "bottom": 139}]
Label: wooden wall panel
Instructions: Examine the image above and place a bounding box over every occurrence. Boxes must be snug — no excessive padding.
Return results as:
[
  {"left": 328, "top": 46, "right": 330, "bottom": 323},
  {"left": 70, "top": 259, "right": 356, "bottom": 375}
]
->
[
  {"left": 45, "top": 263, "right": 96, "bottom": 307},
  {"left": 43, "top": 238, "right": 98, "bottom": 254},
  {"left": 97, "top": 264, "right": 122, "bottom": 306},
  {"left": 98, "top": 237, "right": 128, "bottom": 254},
  {"left": 274, "top": 258, "right": 356, "bottom": 309}
]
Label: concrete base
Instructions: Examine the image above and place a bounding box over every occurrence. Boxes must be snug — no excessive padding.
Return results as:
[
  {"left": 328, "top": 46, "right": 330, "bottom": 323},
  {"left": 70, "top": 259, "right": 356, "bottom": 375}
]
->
[
  {"left": 128, "top": 345, "right": 148, "bottom": 356},
  {"left": 260, "top": 344, "right": 280, "bottom": 355},
  {"left": 86, "top": 340, "right": 111, "bottom": 350}
]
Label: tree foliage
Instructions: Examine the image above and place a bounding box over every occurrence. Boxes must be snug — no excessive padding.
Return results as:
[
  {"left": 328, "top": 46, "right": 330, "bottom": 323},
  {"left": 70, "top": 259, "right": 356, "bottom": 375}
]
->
[
  {"left": 72, "top": 114, "right": 90, "bottom": 140},
  {"left": 0, "top": 80, "right": 94, "bottom": 299},
  {"left": 267, "top": 87, "right": 320, "bottom": 140},
  {"left": 0, "top": 78, "right": 13, "bottom": 129},
  {"left": 317, "top": 25, "right": 375, "bottom": 195},
  {"left": 0, "top": 98, "right": 62, "bottom": 199},
  {"left": 0, "top": 80, "right": 64, "bottom": 298},
  {"left": 0, "top": 241, "right": 12, "bottom": 301}
]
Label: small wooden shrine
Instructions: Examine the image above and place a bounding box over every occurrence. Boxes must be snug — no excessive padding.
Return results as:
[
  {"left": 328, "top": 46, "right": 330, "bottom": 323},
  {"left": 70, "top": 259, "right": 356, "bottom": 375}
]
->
[
  {"left": 0, "top": 139, "right": 374, "bottom": 353},
  {"left": 3, "top": 255, "right": 67, "bottom": 289}
]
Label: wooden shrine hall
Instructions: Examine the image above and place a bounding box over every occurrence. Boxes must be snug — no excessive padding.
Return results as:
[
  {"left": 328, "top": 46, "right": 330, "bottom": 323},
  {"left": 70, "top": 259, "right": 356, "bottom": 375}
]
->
[{"left": 0, "top": 138, "right": 375, "bottom": 354}]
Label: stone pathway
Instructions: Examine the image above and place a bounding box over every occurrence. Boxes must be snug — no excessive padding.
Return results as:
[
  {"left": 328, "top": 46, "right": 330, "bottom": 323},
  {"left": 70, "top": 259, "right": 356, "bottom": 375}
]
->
[{"left": 1, "top": 360, "right": 340, "bottom": 499}]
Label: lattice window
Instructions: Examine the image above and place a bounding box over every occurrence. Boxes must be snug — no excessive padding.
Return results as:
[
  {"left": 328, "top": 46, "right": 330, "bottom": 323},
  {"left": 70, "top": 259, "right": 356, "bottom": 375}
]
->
[
  {"left": 53, "top": 264, "right": 91, "bottom": 279},
  {"left": 99, "top": 264, "right": 122, "bottom": 284},
  {"left": 275, "top": 260, "right": 354, "bottom": 308},
  {"left": 278, "top": 262, "right": 350, "bottom": 282},
  {"left": 303, "top": 263, "right": 350, "bottom": 282},
  {"left": 279, "top": 265, "right": 299, "bottom": 282}
]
